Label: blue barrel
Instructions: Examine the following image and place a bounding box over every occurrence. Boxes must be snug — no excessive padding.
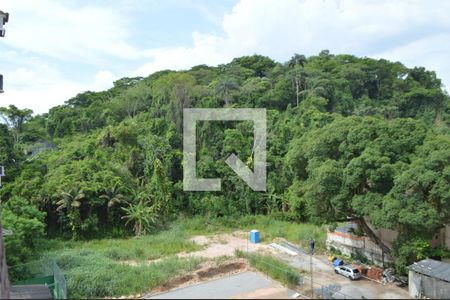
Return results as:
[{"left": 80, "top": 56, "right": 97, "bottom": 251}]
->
[
  {"left": 250, "top": 230, "right": 260, "bottom": 244},
  {"left": 333, "top": 258, "right": 344, "bottom": 266}
]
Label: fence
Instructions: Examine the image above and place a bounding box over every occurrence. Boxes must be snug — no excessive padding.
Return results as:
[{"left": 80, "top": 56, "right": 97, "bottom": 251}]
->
[
  {"left": 299, "top": 275, "right": 354, "bottom": 299},
  {"left": 8, "top": 258, "right": 67, "bottom": 299},
  {"left": 247, "top": 259, "right": 353, "bottom": 299}
]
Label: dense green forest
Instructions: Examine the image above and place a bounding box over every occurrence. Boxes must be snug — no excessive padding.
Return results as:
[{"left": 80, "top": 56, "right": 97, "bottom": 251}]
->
[{"left": 1, "top": 51, "right": 449, "bottom": 273}]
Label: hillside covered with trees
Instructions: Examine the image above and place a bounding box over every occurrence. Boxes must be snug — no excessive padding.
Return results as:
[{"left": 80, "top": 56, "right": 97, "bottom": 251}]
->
[{"left": 1, "top": 51, "right": 449, "bottom": 273}]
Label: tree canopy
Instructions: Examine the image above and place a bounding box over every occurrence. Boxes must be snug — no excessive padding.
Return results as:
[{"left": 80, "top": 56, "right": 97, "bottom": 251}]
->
[{"left": 0, "top": 52, "right": 449, "bottom": 269}]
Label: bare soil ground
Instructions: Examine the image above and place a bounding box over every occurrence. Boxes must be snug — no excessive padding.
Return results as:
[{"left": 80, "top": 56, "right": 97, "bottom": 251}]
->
[
  {"left": 122, "top": 232, "right": 411, "bottom": 299},
  {"left": 178, "top": 231, "right": 273, "bottom": 259},
  {"left": 121, "top": 231, "right": 272, "bottom": 267},
  {"left": 151, "top": 259, "right": 249, "bottom": 294}
]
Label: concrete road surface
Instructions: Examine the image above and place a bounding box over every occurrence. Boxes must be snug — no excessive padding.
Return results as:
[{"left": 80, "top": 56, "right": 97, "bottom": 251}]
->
[{"left": 147, "top": 271, "right": 297, "bottom": 299}]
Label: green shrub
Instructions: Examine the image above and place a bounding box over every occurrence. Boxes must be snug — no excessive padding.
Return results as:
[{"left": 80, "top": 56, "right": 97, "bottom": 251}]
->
[
  {"left": 1, "top": 196, "right": 46, "bottom": 265},
  {"left": 393, "top": 238, "right": 450, "bottom": 275},
  {"left": 351, "top": 250, "right": 369, "bottom": 264}
]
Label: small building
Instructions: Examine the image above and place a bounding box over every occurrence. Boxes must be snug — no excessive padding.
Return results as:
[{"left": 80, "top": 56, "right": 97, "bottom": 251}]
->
[{"left": 409, "top": 259, "right": 450, "bottom": 299}]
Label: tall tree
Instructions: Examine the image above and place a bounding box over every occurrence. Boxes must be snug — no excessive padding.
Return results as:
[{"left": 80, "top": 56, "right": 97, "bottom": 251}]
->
[
  {"left": 215, "top": 78, "right": 240, "bottom": 106},
  {"left": 287, "top": 54, "right": 307, "bottom": 106},
  {"left": 55, "top": 188, "right": 85, "bottom": 239},
  {"left": 100, "top": 183, "right": 127, "bottom": 223},
  {"left": 0, "top": 105, "right": 33, "bottom": 144}
]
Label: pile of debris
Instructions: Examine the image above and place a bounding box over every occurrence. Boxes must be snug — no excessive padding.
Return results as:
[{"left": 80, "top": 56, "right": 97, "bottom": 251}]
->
[
  {"left": 382, "top": 268, "right": 395, "bottom": 284},
  {"left": 367, "top": 266, "right": 384, "bottom": 282}
]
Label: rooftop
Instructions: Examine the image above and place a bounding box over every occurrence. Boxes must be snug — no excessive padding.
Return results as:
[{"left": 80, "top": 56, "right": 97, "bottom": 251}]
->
[{"left": 409, "top": 259, "right": 450, "bottom": 283}]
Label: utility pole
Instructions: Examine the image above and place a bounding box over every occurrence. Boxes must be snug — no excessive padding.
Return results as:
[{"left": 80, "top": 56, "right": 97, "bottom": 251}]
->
[
  {"left": 309, "top": 239, "right": 315, "bottom": 299},
  {"left": 0, "top": 10, "right": 10, "bottom": 93},
  {"left": 310, "top": 252, "right": 314, "bottom": 298},
  {"left": 0, "top": 9, "right": 10, "bottom": 299},
  {"left": 0, "top": 168, "right": 9, "bottom": 300},
  {"left": 0, "top": 166, "right": 4, "bottom": 188}
]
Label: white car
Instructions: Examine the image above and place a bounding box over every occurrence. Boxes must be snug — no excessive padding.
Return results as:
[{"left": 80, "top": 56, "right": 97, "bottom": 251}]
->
[{"left": 334, "top": 265, "right": 362, "bottom": 280}]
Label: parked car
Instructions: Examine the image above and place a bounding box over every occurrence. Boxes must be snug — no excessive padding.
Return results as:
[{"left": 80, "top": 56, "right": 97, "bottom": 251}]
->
[{"left": 334, "top": 265, "right": 362, "bottom": 280}]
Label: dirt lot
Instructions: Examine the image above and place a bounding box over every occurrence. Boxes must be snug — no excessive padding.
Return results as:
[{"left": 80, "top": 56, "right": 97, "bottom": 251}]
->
[
  {"left": 122, "top": 231, "right": 273, "bottom": 267},
  {"left": 138, "top": 232, "right": 411, "bottom": 299},
  {"left": 183, "top": 233, "right": 411, "bottom": 299},
  {"left": 178, "top": 232, "right": 273, "bottom": 258}
]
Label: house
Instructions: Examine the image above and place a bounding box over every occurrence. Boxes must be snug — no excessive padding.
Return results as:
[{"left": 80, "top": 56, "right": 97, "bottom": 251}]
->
[{"left": 409, "top": 259, "right": 450, "bottom": 299}]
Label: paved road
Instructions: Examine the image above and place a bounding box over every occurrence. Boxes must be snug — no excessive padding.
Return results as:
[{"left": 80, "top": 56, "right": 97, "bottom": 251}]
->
[
  {"left": 273, "top": 248, "right": 410, "bottom": 299},
  {"left": 147, "top": 271, "right": 295, "bottom": 299}
]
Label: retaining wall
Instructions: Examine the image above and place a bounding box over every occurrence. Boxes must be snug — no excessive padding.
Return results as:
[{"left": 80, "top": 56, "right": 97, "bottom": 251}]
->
[{"left": 326, "top": 231, "right": 392, "bottom": 267}]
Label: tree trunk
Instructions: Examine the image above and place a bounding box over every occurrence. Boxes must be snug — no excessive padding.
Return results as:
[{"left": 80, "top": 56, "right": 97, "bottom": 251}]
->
[
  {"left": 224, "top": 88, "right": 230, "bottom": 106},
  {"left": 356, "top": 217, "right": 391, "bottom": 254}
]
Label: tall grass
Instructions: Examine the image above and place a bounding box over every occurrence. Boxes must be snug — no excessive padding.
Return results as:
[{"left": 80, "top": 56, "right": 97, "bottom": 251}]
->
[
  {"left": 26, "top": 216, "right": 325, "bottom": 298},
  {"left": 33, "top": 226, "right": 203, "bottom": 298},
  {"left": 176, "top": 215, "right": 327, "bottom": 252},
  {"left": 46, "top": 249, "right": 201, "bottom": 298},
  {"left": 235, "top": 250, "right": 301, "bottom": 286},
  {"left": 51, "top": 226, "right": 201, "bottom": 262}
]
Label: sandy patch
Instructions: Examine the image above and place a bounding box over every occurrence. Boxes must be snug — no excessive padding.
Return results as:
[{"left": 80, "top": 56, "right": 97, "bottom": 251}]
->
[
  {"left": 178, "top": 232, "right": 272, "bottom": 259},
  {"left": 121, "top": 231, "right": 270, "bottom": 267}
]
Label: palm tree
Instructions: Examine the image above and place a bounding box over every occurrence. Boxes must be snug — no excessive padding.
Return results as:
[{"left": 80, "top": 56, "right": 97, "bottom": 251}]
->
[
  {"left": 55, "top": 188, "right": 85, "bottom": 212},
  {"left": 100, "top": 183, "right": 127, "bottom": 222},
  {"left": 55, "top": 187, "right": 85, "bottom": 238},
  {"left": 121, "top": 200, "right": 156, "bottom": 237},
  {"left": 288, "top": 53, "right": 307, "bottom": 68},
  {"left": 287, "top": 54, "right": 307, "bottom": 106},
  {"left": 215, "top": 78, "right": 240, "bottom": 106},
  {"left": 266, "top": 186, "right": 283, "bottom": 214}
]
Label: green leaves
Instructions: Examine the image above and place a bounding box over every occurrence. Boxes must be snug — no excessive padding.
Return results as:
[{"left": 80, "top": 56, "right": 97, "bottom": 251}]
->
[
  {"left": 0, "top": 52, "right": 449, "bottom": 269},
  {"left": 121, "top": 201, "right": 157, "bottom": 237},
  {"left": 1, "top": 197, "right": 46, "bottom": 265}
]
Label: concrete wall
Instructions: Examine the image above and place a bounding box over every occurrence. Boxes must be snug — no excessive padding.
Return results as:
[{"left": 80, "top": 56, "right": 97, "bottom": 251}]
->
[
  {"left": 445, "top": 225, "right": 450, "bottom": 249},
  {"left": 409, "top": 271, "right": 450, "bottom": 299},
  {"left": 0, "top": 224, "right": 10, "bottom": 299},
  {"left": 373, "top": 228, "right": 398, "bottom": 248},
  {"left": 326, "top": 231, "right": 393, "bottom": 267},
  {"left": 409, "top": 271, "right": 421, "bottom": 298},
  {"left": 367, "top": 219, "right": 450, "bottom": 249}
]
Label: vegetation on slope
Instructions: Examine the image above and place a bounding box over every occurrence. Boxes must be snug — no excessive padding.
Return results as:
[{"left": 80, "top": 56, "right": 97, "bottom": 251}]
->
[{"left": 1, "top": 51, "right": 449, "bottom": 274}]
